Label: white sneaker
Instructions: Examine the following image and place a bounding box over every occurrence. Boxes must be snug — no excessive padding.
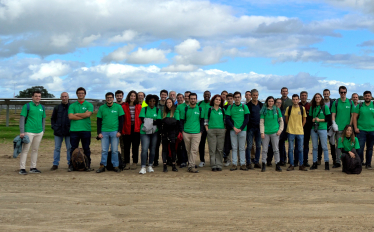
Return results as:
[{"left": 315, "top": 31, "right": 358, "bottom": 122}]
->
[
  {"left": 139, "top": 167, "right": 146, "bottom": 174},
  {"left": 199, "top": 162, "right": 205, "bottom": 168},
  {"left": 224, "top": 162, "right": 230, "bottom": 167},
  {"left": 147, "top": 166, "right": 154, "bottom": 173}
]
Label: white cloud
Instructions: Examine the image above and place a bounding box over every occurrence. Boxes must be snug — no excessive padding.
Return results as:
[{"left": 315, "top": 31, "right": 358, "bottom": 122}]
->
[
  {"left": 50, "top": 34, "right": 71, "bottom": 47},
  {"left": 81, "top": 34, "right": 101, "bottom": 46},
  {"left": 161, "top": 64, "right": 197, "bottom": 72},
  {"left": 102, "top": 45, "right": 169, "bottom": 63},
  {"left": 108, "top": 30, "right": 138, "bottom": 43},
  {"left": 28, "top": 61, "right": 71, "bottom": 80}
]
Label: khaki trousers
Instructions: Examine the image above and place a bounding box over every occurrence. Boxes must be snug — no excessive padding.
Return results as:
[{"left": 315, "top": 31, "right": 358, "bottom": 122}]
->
[
  {"left": 183, "top": 132, "right": 202, "bottom": 168},
  {"left": 19, "top": 132, "right": 44, "bottom": 169}
]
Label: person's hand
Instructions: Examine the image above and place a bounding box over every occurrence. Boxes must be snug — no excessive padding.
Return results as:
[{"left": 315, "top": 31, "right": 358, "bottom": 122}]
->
[
  {"left": 116, "top": 132, "right": 121, "bottom": 138},
  {"left": 276, "top": 131, "right": 281, "bottom": 136},
  {"left": 312, "top": 118, "right": 315, "bottom": 122},
  {"left": 316, "top": 118, "right": 320, "bottom": 122},
  {"left": 261, "top": 133, "right": 265, "bottom": 139},
  {"left": 20, "top": 133, "right": 24, "bottom": 139},
  {"left": 348, "top": 151, "right": 355, "bottom": 158},
  {"left": 234, "top": 127, "right": 241, "bottom": 135},
  {"left": 98, "top": 133, "right": 103, "bottom": 139},
  {"left": 355, "top": 128, "right": 360, "bottom": 134},
  {"left": 205, "top": 125, "right": 209, "bottom": 132}
]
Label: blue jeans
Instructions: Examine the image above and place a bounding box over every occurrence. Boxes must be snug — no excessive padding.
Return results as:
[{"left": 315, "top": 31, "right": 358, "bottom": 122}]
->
[
  {"left": 230, "top": 130, "right": 246, "bottom": 166},
  {"left": 101, "top": 131, "right": 119, "bottom": 167},
  {"left": 288, "top": 134, "right": 304, "bottom": 166},
  {"left": 311, "top": 129, "right": 328, "bottom": 163},
  {"left": 53, "top": 135, "right": 71, "bottom": 166},
  {"left": 246, "top": 127, "right": 261, "bottom": 164},
  {"left": 356, "top": 130, "right": 374, "bottom": 165},
  {"left": 140, "top": 132, "right": 158, "bottom": 167}
]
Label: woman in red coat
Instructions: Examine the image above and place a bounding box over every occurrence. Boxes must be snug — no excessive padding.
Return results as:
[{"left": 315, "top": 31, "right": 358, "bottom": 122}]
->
[{"left": 121, "top": 90, "right": 142, "bottom": 170}]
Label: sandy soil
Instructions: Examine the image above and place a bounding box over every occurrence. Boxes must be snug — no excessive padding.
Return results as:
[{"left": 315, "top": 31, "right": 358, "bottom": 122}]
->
[{"left": 1, "top": 139, "right": 374, "bottom": 232}]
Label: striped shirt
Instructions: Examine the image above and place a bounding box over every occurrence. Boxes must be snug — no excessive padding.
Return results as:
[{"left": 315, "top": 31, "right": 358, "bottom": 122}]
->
[{"left": 129, "top": 105, "right": 135, "bottom": 122}]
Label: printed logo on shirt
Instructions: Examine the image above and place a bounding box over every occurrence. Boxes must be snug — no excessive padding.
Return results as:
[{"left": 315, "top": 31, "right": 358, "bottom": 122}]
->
[
  {"left": 298, "top": 111, "right": 301, "bottom": 115},
  {"left": 111, "top": 110, "right": 117, "bottom": 113},
  {"left": 346, "top": 106, "right": 350, "bottom": 109},
  {"left": 82, "top": 107, "right": 87, "bottom": 110},
  {"left": 218, "top": 112, "right": 222, "bottom": 115},
  {"left": 194, "top": 112, "right": 200, "bottom": 115},
  {"left": 39, "top": 109, "right": 43, "bottom": 112},
  {"left": 154, "top": 114, "right": 157, "bottom": 117},
  {"left": 370, "top": 108, "right": 374, "bottom": 111},
  {"left": 239, "top": 109, "right": 244, "bottom": 112}
]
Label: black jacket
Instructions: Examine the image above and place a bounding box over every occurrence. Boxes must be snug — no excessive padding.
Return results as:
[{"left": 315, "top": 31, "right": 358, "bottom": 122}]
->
[{"left": 51, "top": 103, "right": 71, "bottom": 136}]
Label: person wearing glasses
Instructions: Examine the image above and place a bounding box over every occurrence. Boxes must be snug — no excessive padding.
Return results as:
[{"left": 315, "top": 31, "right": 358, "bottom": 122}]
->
[{"left": 331, "top": 86, "right": 354, "bottom": 168}]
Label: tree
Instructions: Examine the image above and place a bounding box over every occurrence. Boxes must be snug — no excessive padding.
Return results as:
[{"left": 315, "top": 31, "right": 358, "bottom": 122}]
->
[{"left": 15, "top": 86, "right": 55, "bottom": 98}]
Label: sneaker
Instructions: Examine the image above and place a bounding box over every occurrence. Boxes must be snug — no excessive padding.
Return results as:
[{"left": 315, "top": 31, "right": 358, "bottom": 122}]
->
[
  {"left": 131, "top": 163, "right": 137, "bottom": 170},
  {"left": 68, "top": 165, "right": 73, "bottom": 172},
  {"left": 199, "top": 162, "right": 205, "bottom": 168},
  {"left": 224, "top": 162, "right": 231, "bottom": 167},
  {"left": 216, "top": 168, "right": 222, "bottom": 171},
  {"left": 124, "top": 163, "right": 130, "bottom": 170},
  {"left": 287, "top": 165, "right": 294, "bottom": 171},
  {"left": 29, "top": 168, "right": 41, "bottom": 174},
  {"left": 304, "top": 162, "right": 311, "bottom": 167},
  {"left": 310, "top": 162, "right": 318, "bottom": 170},
  {"left": 254, "top": 163, "right": 261, "bottom": 169},
  {"left": 50, "top": 165, "right": 58, "bottom": 171},
  {"left": 230, "top": 165, "right": 237, "bottom": 171},
  {"left": 366, "top": 165, "right": 373, "bottom": 170},
  {"left": 240, "top": 165, "right": 248, "bottom": 171},
  {"left": 147, "top": 166, "right": 154, "bottom": 173},
  {"left": 332, "top": 163, "right": 341, "bottom": 168},
  {"left": 113, "top": 167, "right": 121, "bottom": 173},
  {"left": 96, "top": 165, "right": 105, "bottom": 173},
  {"left": 299, "top": 165, "right": 308, "bottom": 171},
  {"left": 179, "top": 163, "right": 186, "bottom": 168},
  {"left": 188, "top": 167, "right": 199, "bottom": 173},
  {"left": 279, "top": 161, "right": 286, "bottom": 166},
  {"left": 275, "top": 163, "right": 282, "bottom": 172},
  {"left": 19, "top": 169, "right": 27, "bottom": 175},
  {"left": 139, "top": 167, "right": 146, "bottom": 174},
  {"left": 246, "top": 163, "right": 253, "bottom": 170}
]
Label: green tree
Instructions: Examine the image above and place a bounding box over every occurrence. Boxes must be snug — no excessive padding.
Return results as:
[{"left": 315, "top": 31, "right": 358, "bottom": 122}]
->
[{"left": 15, "top": 86, "right": 55, "bottom": 98}]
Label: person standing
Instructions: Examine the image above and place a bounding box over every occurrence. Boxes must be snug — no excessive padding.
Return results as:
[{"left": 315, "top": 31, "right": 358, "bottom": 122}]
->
[
  {"left": 138, "top": 92, "right": 148, "bottom": 108},
  {"left": 18, "top": 90, "right": 46, "bottom": 175},
  {"left": 331, "top": 86, "right": 353, "bottom": 168},
  {"left": 96, "top": 92, "right": 125, "bottom": 173},
  {"left": 276, "top": 98, "right": 288, "bottom": 165},
  {"left": 245, "top": 91, "right": 251, "bottom": 104},
  {"left": 205, "top": 95, "right": 226, "bottom": 172},
  {"left": 197, "top": 90, "right": 211, "bottom": 168},
  {"left": 50, "top": 92, "right": 71, "bottom": 170},
  {"left": 221, "top": 90, "right": 228, "bottom": 105},
  {"left": 226, "top": 91, "right": 250, "bottom": 171},
  {"left": 246, "top": 89, "right": 263, "bottom": 169},
  {"left": 296, "top": 91, "right": 312, "bottom": 167},
  {"left": 169, "top": 90, "right": 177, "bottom": 104},
  {"left": 115, "top": 90, "right": 126, "bottom": 163},
  {"left": 68, "top": 87, "right": 94, "bottom": 172},
  {"left": 223, "top": 93, "right": 234, "bottom": 166},
  {"left": 121, "top": 90, "right": 142, "bottom": 170},
  {"left": 281, "top": 87, "right": 293, "bottom": 111},
  {"left": 139, "top": 95, "right": 162, "bottom": 174},
  {"left": 309, "top": 93, "right": 331, "bottom": 171},
  {"left": 154, "top": 89, "right": 168, "bottom": 167},
  {"left": 176, "top": 91, "right": 190, "bottom": 168},
  {"left": 176, "top": 93, "right": 184, "bottom": 106},
  {"left": 352, "top": 91, "right": 374, "bottom": 169},
  {"left": 180, "top": 93, "right": 204, "bottom": 173},
  {"left": 351, "top": 93, "right": 359, "bottom": 108},
  {"left": 260, "top": 96, "right": 283, "bottom": 172},
  {"left": 285, "top": 94, "right": 308, "bottom": 171}
]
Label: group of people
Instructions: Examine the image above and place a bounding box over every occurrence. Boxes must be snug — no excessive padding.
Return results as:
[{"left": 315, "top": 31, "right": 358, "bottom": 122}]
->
[{"left": 17, "top": 85, "right": 372, "bottom": 175}]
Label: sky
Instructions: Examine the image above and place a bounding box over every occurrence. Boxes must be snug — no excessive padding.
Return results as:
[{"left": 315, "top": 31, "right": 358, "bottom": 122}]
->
[{"left": 1, "top": 0, "right": 374, "bottom": 100}]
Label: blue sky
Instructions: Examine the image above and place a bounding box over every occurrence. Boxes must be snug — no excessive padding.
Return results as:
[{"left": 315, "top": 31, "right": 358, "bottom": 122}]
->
[{"left": 0, "top": 0, "right": 373, "bottom": 99}]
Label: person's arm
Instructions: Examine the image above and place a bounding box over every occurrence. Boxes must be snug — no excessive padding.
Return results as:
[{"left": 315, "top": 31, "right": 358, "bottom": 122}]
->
[
  {"left": 19, "top": 116, "right": 25, "bottom": 137},
  {"left": 180, "top": 119, "right": 185, "bottom": 132},
  {"left": 42, "top": 118, "right": 46, "bottom": 133},
  {"left": 285, "top": 115, "right": 289, "bottom": 125},
  {"left": 69, "top": 113, "right": 84, "bottom": 120},
  {"left": 51, "top": 106, "right": 57, "bottom": 129},
  {"left": 278, "top": 117, "right": 284, "bottom": 135},
  {"left": 331, "top": 113, "right": 336, "bottom": 122},
  {"left": 353, "top": 113, "right": 359, "bottom": 133},
  {"left": 139, "top": 117, "right": 145, "bottom": 124},
  {"left": 302, "top": 117, "right": 306, "bottom": 127},
  {"left": 324, "top": 114, "right": 332, "bottom": 124},
  {"left": 350, "top": 113, "right": 353, "bottom": 126},
  {"left": 225, "top": 115, "right": 234, "bottom": 129},
  {"left": 97, "top": 118, "right": 103, "bottom": 137},
  {"left": 239, "top": 114, "right": 249, "bottom": 131},
  {"left": 177, "top": 120, "right": 183, "bottom": 133},
  {"left": 118, "top": 115, "right": 124, "bottom": 133},
  {"left": 200, "top": 118, "right": 204, "bottom": 132},
  {"left": 260, "top": 118, "right": 265, "bottom": 135},
  {"left": 74, "top": 111, "right": 92, "bottom": 118}
]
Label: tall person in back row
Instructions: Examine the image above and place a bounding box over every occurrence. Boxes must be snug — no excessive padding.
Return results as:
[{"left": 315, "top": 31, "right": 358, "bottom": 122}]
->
[
  {"left": 226, "top": 91, "right": 250, "bottom": 171},
  {"left": 18, "top": 90, "right": 46, "bottom": 175},
  {"left": 331, "top": 86, "right": 353, "bottom": 168},
  {"left": 68, "top": 87, "right": 94, "bottom": 172},
  {"left": 198, "top": 90, "right": 211, "bottom": 168}
]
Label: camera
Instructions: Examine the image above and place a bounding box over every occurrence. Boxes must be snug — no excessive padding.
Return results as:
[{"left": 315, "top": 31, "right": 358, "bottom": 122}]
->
[{"left": 313, "top": 122, "right": 319, "bottom": 132}]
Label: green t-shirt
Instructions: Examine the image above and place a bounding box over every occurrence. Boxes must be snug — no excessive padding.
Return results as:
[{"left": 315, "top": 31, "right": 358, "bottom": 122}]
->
[
  {"left": 331, "top": 98, "right": 352, "bottom": 131},
  {"left": 97, "top": 103, "right": 125, "bottom": 132},
  {"left": 260, "top": 108, "right": 282, "bottom": 134},
  {"left": 198, "top": 101, "right": 211, "bottom": 117},
  {"left": 204, "top": 107, "right": 225, "bottom": 129},
  {"left": 139, "top": 106, "right": 162, "bottom": 135},
  {"left": 180, "top": 105, "right": 204, "bottom": 134},
  {"left": 309, "top": 105, "right": 331, "bottom": 130},
  {"left": 338, "top": 137, "right": 360, "bottom": 152},
  {"left": 352, "top": 101, "right": 374, "bottom": 131},
  {"left": 177, "top": 103, "right": 188, "bottom": 118},
  {"left": 225, "top": 103, "right": 250, "bottom": 131},
  {"left": 68, "top": 100, "right": 94, "bottom": 132},
  {"left": 20, "top": 102, "right": 46, "bottom": 133},
  {"left": 164, "top": 110, "right": 180, "bottom": 120}
]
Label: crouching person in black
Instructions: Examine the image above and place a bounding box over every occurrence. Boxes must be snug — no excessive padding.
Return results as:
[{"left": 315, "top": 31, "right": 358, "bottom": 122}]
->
[
  {"left": 337, "top": 125, "right": 362, "bottom": 174},
  {"left": 160, "top": 98, "right": 182, "bottom": 172}
]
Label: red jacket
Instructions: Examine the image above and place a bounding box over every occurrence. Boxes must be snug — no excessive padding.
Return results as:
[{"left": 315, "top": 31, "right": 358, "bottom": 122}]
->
[{"left": 121, "top": 103, "right": 142, "bottom": 135}]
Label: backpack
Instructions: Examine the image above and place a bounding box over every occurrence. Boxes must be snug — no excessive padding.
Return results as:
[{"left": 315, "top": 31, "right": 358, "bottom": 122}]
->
[
  {"left": 184, "top": 106, "right": 202, "bottom": 122},
  {"left": 208, "top": 107, "right": 225, "bottom": 122},
  {"left": 106, "top": 151, "right": 124, "bottom": 171},
  {"left": 287, "top": 105, "right": 304, "bottom": 120},
  {"left": 25, "top": 102, "right": 45, "bottom": 124},
  {"left": 334, "top": 99, "right": 353, "bottom": 118},
  {"left": 342, "top": 150, "right": 362, "bottom": 174},
  {"left": 71, "top": 148, "right": 89, "bottom": 171}
]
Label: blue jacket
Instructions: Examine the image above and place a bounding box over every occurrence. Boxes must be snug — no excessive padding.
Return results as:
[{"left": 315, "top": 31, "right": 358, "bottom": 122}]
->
[{"left": 13, "top": 135, "right": 30, "bottom": 158}]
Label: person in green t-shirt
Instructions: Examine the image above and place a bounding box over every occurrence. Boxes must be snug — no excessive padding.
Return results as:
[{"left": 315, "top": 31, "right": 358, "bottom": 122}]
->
[
  {"left": 204, "top": 94, "right": 226, "bottom": 171},
  {"left": 197, "top": 90, "right": 211, "bottom": 168},
  {"left": 176, "top": 91, "right": 190, "bottom": 168},
  {"left": 309, "top": 93, "right": 331, "bottom": 171},
  {"left": 138, "top": 95, "right": 162, "bottom": 174},
  {"left": 180, "top": 93, "right": 204, "bottom": 173},
  {"left": 68, "top": 87, "right": 94, "bottom": 171},
  {"left": 160, "top": 98, "right": 181, "bottom": 172},
  {"left": 331, "top": 86, "right": 353, "bottom": 168},
  {"left": 18, "top": 90, "right": 46, "bottom": 175},
  {"left": 352, "top": 90, "right": 374, "bottom": 169},
  {"left": 96, "top": 92, "right": 125, "bottom": 173},
  {"left": 225, "top": 91, "right": 250, "bottom": 171},
  {"left": 259, "top": 96, "right": 283, "bottom": 172},
  {"left": 338, "top": 125, "right": 361, "bottom": 173}
]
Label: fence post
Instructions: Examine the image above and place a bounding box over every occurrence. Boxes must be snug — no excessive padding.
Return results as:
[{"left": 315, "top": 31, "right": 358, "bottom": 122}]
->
[{"left": 6, "top": 105, "right": 10, "bottom": 127}]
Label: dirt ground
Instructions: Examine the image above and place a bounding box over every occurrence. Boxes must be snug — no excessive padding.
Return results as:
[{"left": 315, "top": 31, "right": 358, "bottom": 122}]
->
[{"left": 1, "top": 139, "right": 374, "bottom": 232}]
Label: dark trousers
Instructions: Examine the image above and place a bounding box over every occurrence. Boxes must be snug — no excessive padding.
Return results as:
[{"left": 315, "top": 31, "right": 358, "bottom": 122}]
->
[
  {"left": 318, "top": 136, "right": 336, "bottom": 162},
  {"left": 199, "top": 130, "right": 208, "bottom": 162},
  {"left": 223, "top": 129, "right": 232, "bottom": 158},
  {"left": 356, "top": 130, "right": 374, "bottom": 165},
  {"left": 177, "top": 139, "right": 188, "bottom": 164},
  {"left": 153, "top": 132, "right": 162, "bottom": 165},
  {"left": 70, "top": 131, "right": 91, "bottom": 167},
  {"left": 294, "top": 126, "right": 311, "bottom": 164},
  {"left": 162, "top": 140, "right": 176, "bottom": 164},
  {"left": 121, "top": 124, "right": 140, "bottom": 164}
]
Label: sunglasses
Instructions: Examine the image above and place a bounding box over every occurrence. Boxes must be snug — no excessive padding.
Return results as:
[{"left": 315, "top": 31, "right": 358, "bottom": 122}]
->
[{"left": 340, "top": 92, "right": 347, "bottom": 94}]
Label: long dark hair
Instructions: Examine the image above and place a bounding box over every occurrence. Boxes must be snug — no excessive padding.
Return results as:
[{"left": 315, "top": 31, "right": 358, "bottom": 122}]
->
[
  {"left": 210, "top": 94, "right": 224, "bottom": 108},
  {"left": 342, "top": 124, "right": 355, "bottom": 144},
  {"left": 163, "top": 98, "right": 176, "bottom": 118},
  {"left": 311, "top": 93, "right": 325, "bottom": 110},
  {"left": 125, "top": 90, "right": 139, "bottom": 104}
]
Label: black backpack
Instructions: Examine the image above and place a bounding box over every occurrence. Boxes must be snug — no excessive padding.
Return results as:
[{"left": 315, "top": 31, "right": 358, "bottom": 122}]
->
[
  {"left": 106, "top": 151, "right": 124, "bottom": 171},
  {"left": 342, "top": 149, "right": 362, "bottom": 174}
]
